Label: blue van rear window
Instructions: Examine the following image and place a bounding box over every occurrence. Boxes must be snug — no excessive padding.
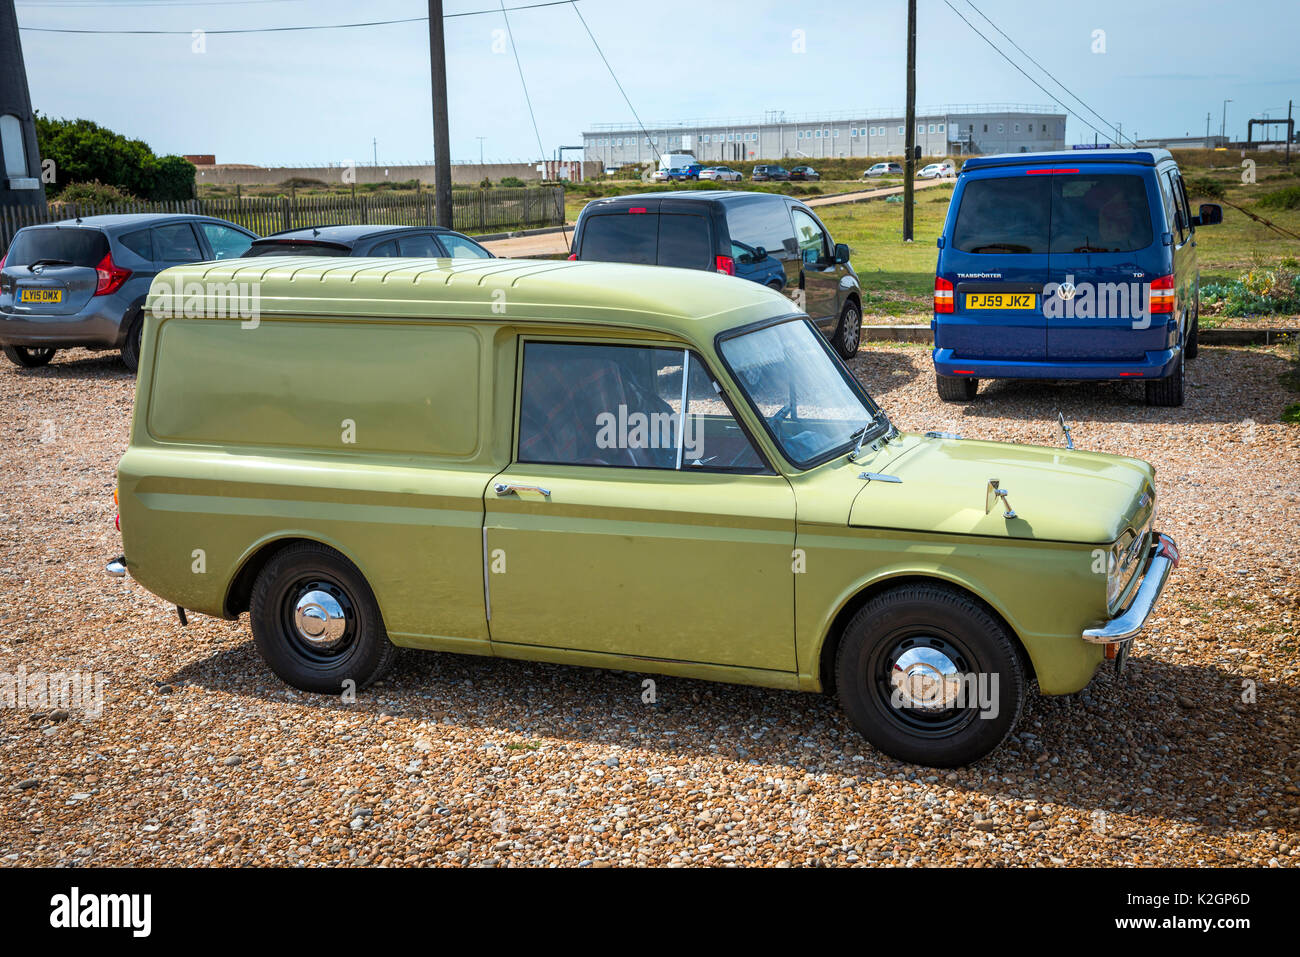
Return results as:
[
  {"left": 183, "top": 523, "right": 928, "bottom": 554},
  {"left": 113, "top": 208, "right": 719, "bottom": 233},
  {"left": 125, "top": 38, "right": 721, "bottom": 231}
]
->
[{"left": 953, "top": 173, "right": 1154, "bottom": 255}]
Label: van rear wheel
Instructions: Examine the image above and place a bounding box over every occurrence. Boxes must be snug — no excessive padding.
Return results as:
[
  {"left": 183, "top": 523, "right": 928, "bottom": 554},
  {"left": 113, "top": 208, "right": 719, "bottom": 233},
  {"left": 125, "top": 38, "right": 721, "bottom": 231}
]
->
[
  {"left": 249, "top": 542, "right": 397, "bottom": 694},
  {"left": 1145, "top": 349, "right": 1185, "bottom": 407},
  {"left": 832, "top": 300, "right": 862, "bottom": 359},
  {"left": 936, "top": 373, "right": 978, "bottom": 402}
]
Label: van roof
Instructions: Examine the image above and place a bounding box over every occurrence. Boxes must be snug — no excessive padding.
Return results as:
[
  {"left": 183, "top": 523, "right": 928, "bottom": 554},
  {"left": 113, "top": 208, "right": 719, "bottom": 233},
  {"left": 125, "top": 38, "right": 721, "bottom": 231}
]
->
[
  {"left": 146, "top": 256, "right": 793, "bottom": 344},
  {"left": 961, "top": 148, "right": 1173, "bottom": 171}
]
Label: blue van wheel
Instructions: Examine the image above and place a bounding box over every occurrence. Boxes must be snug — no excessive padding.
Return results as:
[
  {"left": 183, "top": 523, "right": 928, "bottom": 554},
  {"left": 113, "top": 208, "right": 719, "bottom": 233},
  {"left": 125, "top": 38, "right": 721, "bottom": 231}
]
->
[{"left": 936, "top": 373, "right": 978, "bottom": 402}]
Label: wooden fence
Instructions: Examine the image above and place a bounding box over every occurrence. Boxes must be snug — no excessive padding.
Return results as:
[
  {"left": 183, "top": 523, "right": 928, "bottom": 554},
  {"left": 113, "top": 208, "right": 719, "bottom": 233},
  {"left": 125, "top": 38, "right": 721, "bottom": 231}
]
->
[{"left": 0, "top": 187, "right": 565, "bottom": 255}]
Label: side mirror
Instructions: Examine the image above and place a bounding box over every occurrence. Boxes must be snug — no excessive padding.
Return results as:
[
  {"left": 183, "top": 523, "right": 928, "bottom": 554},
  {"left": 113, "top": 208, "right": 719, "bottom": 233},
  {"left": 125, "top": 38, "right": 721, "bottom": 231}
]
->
[
  {"left": 1194, "top": 203, "right": 1223, "bottom": 226},
  {"left": 834, "top": 242, "right": 851, "bottom": 265},
  {"left": 754, "top": 245, "right": 768, "bottom": 262}
]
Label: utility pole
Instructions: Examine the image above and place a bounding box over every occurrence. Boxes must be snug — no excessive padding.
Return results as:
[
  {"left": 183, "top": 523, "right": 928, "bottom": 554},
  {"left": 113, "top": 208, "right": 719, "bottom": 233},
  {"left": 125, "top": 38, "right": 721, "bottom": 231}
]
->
[
  {"left": 476, "top": 136, "right": 486, "bottom": 167},
  {"left": 1206, "top": 112, "right": 1211, "bottom": 146},
  {"left": 372, "top": 138, "right": 378, "bottom": 168},
  {"left": 902, "top": 0, "right": 916, "bottom": 242},
  {"left": 0, "top": 0, "right": 46, "bottom": 210},
  {"left": 1221, "top": 99, "right": 1232, "bottom": 141},
  {"left": 1287, "top": 100, "right": 1293, "bottom": 166},
  {"left": 428, "top": 0, "right": 452, "bottom": 227}
]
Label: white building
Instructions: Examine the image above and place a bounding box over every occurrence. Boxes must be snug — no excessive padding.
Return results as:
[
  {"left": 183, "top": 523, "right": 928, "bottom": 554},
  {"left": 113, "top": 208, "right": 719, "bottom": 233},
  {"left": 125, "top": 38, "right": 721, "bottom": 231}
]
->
[{"left": 584, "top": 104, "right": 1067, "bottom": 167}]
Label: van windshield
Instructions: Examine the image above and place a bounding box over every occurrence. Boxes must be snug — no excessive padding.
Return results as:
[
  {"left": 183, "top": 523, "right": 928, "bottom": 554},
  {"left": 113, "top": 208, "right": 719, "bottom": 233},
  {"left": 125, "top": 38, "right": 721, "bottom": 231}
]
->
[
  {"left": 952, "top": 173, "right": 1153, "bottom": 255},
  {"left": 719, "top": 319, "right": 880, "bottom": 468}
]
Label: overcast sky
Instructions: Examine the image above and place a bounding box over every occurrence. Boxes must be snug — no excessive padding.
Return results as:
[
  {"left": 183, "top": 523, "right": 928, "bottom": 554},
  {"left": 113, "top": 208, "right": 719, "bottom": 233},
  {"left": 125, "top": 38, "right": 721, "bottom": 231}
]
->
[{"left": 15, "top": 0, "right": 1299, "bottom": 166}]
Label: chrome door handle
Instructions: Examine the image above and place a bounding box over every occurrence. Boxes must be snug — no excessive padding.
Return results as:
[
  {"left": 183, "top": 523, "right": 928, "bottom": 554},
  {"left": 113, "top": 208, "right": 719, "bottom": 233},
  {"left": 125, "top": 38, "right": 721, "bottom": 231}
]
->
[{"left": 494, "top": 483, "right": 551, "bottom": 497}]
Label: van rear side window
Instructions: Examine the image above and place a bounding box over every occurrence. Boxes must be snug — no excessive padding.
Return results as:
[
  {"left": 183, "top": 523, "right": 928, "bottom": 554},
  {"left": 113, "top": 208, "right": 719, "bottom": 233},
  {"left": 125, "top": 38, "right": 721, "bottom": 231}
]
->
[
  {"left": 953, "top": 173, "right": 1154, "bottom": 255},
  {"left": 580, "top": 211, "right": 713, "bottom": 269}
]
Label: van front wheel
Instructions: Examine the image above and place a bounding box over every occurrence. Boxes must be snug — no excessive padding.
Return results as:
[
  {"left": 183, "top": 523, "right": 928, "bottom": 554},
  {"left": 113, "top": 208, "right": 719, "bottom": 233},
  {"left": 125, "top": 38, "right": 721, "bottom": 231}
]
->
[
  {"left": 834, "top": 584, "right": 1026, "bottom": 767},
  {"left": 249, "top": 542, "right": 397, "bottom": 694}
]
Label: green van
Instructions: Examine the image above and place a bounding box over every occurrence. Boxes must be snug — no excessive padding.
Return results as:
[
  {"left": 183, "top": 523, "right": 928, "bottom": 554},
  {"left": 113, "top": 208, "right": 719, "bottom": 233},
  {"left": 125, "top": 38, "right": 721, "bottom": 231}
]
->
[{"left": 112, "top": 257, "right": 1177, "bottom": 767}]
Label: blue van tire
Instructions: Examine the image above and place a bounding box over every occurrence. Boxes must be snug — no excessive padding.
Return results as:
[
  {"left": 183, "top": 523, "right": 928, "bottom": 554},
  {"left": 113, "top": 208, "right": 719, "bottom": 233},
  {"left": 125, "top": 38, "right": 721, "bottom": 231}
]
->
[
  {"left": 1145, "top": 350, "right": 1185, "bottom": 407},
  {"left": 936, "top": 373, "right": 978, "bottom": 402}
]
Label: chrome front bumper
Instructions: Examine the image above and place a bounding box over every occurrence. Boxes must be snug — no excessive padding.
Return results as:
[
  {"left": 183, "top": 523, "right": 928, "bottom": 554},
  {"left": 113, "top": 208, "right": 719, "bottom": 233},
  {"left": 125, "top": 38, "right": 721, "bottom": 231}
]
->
[{"left": 1082, "top": 532, "right": 1179, "bottom": 644}]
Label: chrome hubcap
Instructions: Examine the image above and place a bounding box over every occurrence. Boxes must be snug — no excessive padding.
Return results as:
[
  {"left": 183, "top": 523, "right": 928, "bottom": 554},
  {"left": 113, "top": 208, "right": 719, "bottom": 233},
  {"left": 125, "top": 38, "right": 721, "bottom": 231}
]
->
[
  {"left": 293, "top": 589, "right": 348, "bottom": 648},
  {"left": 889, "top": 644, "right": 963, "bottom": 711}
]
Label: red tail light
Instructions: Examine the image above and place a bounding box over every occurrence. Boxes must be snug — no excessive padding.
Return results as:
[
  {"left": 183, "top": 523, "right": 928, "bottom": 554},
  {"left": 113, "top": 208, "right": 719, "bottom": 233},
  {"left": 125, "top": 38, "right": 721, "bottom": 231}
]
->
[
  {"left": 567, "top": 253, "right": 577, "bottom": 260},
  {"left": 0, "top": 252, "right": 7, "bottom": 271},
  {"left": 934, "top": 276, "right": 954, "bottom": 313},
  {"left": 1026, "top": 168, "right": 1080, "bottom": 175},
  {"left": 627, "top": 207, "right": 647, "bottom": 214},
  {"left": 94, "top": 251, "right": 131, "bottom": 296},
  {"left": 715, "top": 255, "right": 735, "bottom": 276},
  {"left": 1149, "top": 274, "right": 1175, "bottom": 314}
]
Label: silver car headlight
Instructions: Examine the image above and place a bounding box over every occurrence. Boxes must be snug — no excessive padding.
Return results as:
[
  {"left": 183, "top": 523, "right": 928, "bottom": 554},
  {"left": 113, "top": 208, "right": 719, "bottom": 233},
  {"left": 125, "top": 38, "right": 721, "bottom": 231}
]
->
[{"left": 1107, "top": 508, "right": 1156, "bottom": 611}]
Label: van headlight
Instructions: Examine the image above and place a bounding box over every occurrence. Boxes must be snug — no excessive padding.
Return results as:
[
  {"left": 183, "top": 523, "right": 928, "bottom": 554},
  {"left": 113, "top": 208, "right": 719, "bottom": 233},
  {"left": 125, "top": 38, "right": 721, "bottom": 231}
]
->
[{"left": 1107, "top": 524, "right": 1152, "bottom": 611}]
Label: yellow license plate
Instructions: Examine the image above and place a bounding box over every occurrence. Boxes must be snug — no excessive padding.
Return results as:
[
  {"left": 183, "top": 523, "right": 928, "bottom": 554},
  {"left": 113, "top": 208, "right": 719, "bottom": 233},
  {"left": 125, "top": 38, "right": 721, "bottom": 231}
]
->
[
  {"left": 20, "top": 289, "right": 63, "bottom": 304},
  {"left": 966, "top": 292, "right": 1036, "bottom": 310}
]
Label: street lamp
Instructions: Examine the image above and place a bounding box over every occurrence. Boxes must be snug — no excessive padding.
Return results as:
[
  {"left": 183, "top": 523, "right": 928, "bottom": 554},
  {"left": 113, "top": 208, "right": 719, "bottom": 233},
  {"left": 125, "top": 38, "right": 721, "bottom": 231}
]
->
[{"left": 1221, "top": 99, "right": 1233, "bottom": 140}]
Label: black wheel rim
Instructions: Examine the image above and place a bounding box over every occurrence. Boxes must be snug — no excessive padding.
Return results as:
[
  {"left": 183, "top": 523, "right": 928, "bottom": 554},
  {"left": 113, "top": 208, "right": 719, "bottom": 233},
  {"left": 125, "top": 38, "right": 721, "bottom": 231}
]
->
[
  {"left": 866, "top": 628, "right": 984, "bottom": 737},
  {"left": 279, "top": 576, "right": 358, "bottom": 665},
  {"left": 22, "top": 348, "right": 53, "bottom": 361}
]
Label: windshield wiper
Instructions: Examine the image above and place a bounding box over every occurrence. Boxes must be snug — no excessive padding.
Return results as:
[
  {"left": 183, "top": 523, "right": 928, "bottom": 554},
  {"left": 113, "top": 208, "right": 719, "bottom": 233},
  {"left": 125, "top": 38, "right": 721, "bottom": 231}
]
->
[{"left": 27, "top": 259, "right": 71, "bottom": 271}]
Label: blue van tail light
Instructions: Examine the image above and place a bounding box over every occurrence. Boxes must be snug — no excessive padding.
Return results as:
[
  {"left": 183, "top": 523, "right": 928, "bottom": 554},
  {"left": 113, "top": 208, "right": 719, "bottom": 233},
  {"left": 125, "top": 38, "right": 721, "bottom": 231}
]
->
[
  {"left": 715, "top": 255, "right": 735, "bottom": 276},
  {"left": 1150, "top": 274, "right": 1175, "bottom": 314},
  {"left": 934, "top": 276, "right": 954, "bottom": 313},
  {"left": 94, "top": 251, "right": 131, "bottom": 297},
  {"left": 1026, "top": 168, "right": 1079, "bottom": 175}
]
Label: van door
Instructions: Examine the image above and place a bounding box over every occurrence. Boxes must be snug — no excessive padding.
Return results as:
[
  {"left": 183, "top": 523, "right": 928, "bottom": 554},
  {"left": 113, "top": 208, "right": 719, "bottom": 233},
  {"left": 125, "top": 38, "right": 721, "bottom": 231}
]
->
[
  {"left": 1045, "top": 168, "right": 1169, "bottom": 361},
  {"left": 790, "top": 205, "right": 841, "bottom": 329},
  {"left": 938, "top": 172, "right": 1050, "bottom": 361},
  {"left": 483, "top": 339, "right": 797, "bottom": 672}
]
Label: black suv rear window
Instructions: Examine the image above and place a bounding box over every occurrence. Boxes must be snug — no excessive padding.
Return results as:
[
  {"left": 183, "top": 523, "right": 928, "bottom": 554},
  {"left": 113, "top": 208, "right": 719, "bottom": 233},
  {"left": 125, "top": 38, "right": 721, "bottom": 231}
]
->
[
  {"left": 5, "top": 227, "right": 108, "bottom": 267},
  {"left": 579, "top": 211, "right": 713, "bottom": 269},
  {"left": 243, "top": 241, "right": 351, "bottom": 258},
  {"left": 953, "top": 173, "right": 1154, "bottom": 255}
]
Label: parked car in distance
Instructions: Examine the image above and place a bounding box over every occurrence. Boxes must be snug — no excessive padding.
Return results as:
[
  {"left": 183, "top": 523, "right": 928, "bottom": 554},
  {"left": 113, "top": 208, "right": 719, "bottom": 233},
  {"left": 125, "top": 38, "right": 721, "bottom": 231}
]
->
[
  {"left": 918, "top": 160, "right": 957, "bottom": 179},
  {"left": 699, "top": 166, "right": 743, "bottom": 182},
  {"left": 112, "top": 256, "right": 1177, "bottom": 767},
  {"left": 752, "top": 165, "right": 790, "bottom": 182},
  {"left": 570, "top": 190, "right": 863, "bottom": 357},
  {"left": 649, "top": 168, "right": 671, "bottom": 183},
  {"left": 863, "top": 162, "right": 904, "bottom": 178},
  {"left": 0, "top": 213, "right": 256, "bottom": 371},
  {"left": 242, "top": 224, "right": 493, "bottom": 260},
  {"left": 789, "top": 166, "right": 820, "bottom": 181},
  {"left": 932, "top": 148, "right": 1220, "bottom": 407}
]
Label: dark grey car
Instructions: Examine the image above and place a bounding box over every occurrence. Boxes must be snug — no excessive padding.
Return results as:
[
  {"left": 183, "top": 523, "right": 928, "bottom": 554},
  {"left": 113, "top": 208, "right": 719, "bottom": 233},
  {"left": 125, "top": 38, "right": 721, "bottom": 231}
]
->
[
  {"left": 0, "top": 214, "right": 257, "bottom": 371},
  {"left": 242, "top": 224, "right": 493, "bottom": 259}
]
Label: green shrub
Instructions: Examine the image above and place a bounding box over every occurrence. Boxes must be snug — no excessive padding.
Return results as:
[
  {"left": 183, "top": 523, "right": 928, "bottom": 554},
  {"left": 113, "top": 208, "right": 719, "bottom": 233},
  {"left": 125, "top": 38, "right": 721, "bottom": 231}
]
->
[
  {"left": 1256, "top": 185, "right": 1300, "bottom": 210},
  {"left": 35, "top": 113, "right": 196, "bottom": 201},
  {"left": 51, "top": 180, "right": 139, "bottom": 206},
  {"left": 1201, "top": 259, "right": 1300, "bottom": 316},
  {"left": 1184, "top": 176, "right": 1226, "bottom": 199},
  {"left": 499, "top": 176, "right": 526, "bottom": 188}
]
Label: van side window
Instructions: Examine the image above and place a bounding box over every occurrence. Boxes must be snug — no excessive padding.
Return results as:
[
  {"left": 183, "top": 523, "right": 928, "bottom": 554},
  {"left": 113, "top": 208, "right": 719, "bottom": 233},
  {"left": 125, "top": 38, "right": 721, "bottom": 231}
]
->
[
  {"left": 1164, "top": 171, "right": 1187, "bottom": 243},
  {"left": 517, "top": 341, "right": 766, "bottom": 473},
  {"left": 1157, "top": 171, "right": 1178, "bottom": 237},
  {"left": 727, "top": 199, "right": 796, "bottom": 258},
  {"left": 791, "top": 208, "right": 829, "bottom": 264},
  {"left": 153, "top": 222, "right": 204, "bottom": 263},
  {"left": 1172, "top": 174, "right": 1193, "bottom": 241}
]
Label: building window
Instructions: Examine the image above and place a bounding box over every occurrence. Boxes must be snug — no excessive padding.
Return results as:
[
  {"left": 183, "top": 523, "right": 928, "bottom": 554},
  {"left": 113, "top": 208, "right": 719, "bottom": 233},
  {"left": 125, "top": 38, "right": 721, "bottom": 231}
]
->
[
  {"left": 833, "top": 129, "right": 839, "bottom": 138},
  {"left": 983, "top": 124, "right": 988, "bottom": 133},
  {"left": 898, "top": 126, "right": 904, "bottom": 135},
  {"left": 1014, "top": 123, "right": 1021, "bottom": 133},
  {"left": 938, "top": 124, "right": 945, "bottom": 132},
  {"left": 997, "top": 123, "right": 1004, "bottom": 133},
  {"left": 928, "top": 124, "right": 936, "bottom": 133}
]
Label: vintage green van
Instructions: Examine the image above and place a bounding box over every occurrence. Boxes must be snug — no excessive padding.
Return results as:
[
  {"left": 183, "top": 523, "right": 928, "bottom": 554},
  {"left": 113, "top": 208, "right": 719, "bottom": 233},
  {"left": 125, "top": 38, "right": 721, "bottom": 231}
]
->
[{"left": 111, "top": 257, "right": 1177, "bottom": 767}]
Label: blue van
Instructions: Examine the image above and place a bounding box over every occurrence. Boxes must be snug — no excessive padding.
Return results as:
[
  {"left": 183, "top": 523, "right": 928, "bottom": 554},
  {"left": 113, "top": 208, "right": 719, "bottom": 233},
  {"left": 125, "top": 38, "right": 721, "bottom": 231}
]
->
[{"left": 932, "top": 149, "right": 1221, "bottom": 406}]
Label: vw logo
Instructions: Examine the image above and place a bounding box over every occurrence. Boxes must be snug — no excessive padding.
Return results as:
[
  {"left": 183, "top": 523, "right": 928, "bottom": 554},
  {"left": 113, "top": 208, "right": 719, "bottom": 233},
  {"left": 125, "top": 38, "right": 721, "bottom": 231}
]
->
[{"left": 1057, "top": 282, "right": 1077, "bottom": 300}]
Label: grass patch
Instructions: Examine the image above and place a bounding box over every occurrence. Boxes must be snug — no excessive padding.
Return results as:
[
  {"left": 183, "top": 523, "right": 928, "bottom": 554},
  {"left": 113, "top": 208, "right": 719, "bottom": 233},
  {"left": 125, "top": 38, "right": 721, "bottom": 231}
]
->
[{"left": 1282, "top": 403, "right": 1300, "bottom": 424}]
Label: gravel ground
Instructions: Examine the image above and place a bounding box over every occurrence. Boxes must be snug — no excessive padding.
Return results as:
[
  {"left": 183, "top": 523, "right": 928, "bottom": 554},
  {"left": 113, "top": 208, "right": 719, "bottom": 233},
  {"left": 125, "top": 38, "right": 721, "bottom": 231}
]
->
[{"left": 1, "top": 343, "right": 1298, "bottom": 868}]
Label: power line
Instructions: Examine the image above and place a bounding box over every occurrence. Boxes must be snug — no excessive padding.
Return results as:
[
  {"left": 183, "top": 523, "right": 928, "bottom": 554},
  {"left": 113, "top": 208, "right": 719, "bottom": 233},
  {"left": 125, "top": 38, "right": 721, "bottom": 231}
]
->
[
  {"left": 963, "top": 1, "right": 1130, "bottom": 147},
  {"left": 496, "top": 0, "right": 568, "bottom": 243},
  {"left": 941, "top": 0, "right": 1121, "bottom": 148},
  {"left": 567, "top": 1, "right": 659, "bottom": 165},
  {"left": 18, "top": 0, "right": 577, "bottom": 33}
]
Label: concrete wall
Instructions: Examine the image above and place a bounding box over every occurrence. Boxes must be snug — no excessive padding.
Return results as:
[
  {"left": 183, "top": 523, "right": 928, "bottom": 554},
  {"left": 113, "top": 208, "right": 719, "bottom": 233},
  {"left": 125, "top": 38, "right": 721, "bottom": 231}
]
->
[{"left": 194, "top": 161, "right": 602, "bottom": 188}]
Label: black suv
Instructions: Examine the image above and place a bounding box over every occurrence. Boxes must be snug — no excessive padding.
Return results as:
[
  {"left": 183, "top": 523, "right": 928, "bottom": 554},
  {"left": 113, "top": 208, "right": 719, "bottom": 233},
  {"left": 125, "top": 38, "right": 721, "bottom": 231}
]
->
[
  {"left": 243, "top": 224, "right": 493, "bottom": 259},
  {"left": 751, "top": 165, "right": 790, "bottom": 182},
  {"left": 570, "top": 190, "right": 863, "bottom": 358}
]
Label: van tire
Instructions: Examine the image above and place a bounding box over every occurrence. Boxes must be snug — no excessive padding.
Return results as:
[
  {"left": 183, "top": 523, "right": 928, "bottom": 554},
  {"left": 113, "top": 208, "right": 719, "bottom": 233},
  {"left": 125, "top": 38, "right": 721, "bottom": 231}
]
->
[
  {"left": 1185, "top": 303, "right": 1200, "bottom": 360},
  {"left": 832, "top": 300, "right": 862, "bottom": 359},
  {"left": 833, "top": 583, "right": 1025, "bottom": 767},
  {"left": 1145, "top": 350, "right": 1185, "bottom": 407},
  {"left": 2, "top": 346, "right": 56, "bottom": 368},
  {"left": 249, "top": 542, "right": 398, "bottom": 694},
  {"left": 120, "top": 310, "right": 144, "bottom": 372},
  {"left": 936, "top": 373, "right": 978, "bottom": 402}
]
